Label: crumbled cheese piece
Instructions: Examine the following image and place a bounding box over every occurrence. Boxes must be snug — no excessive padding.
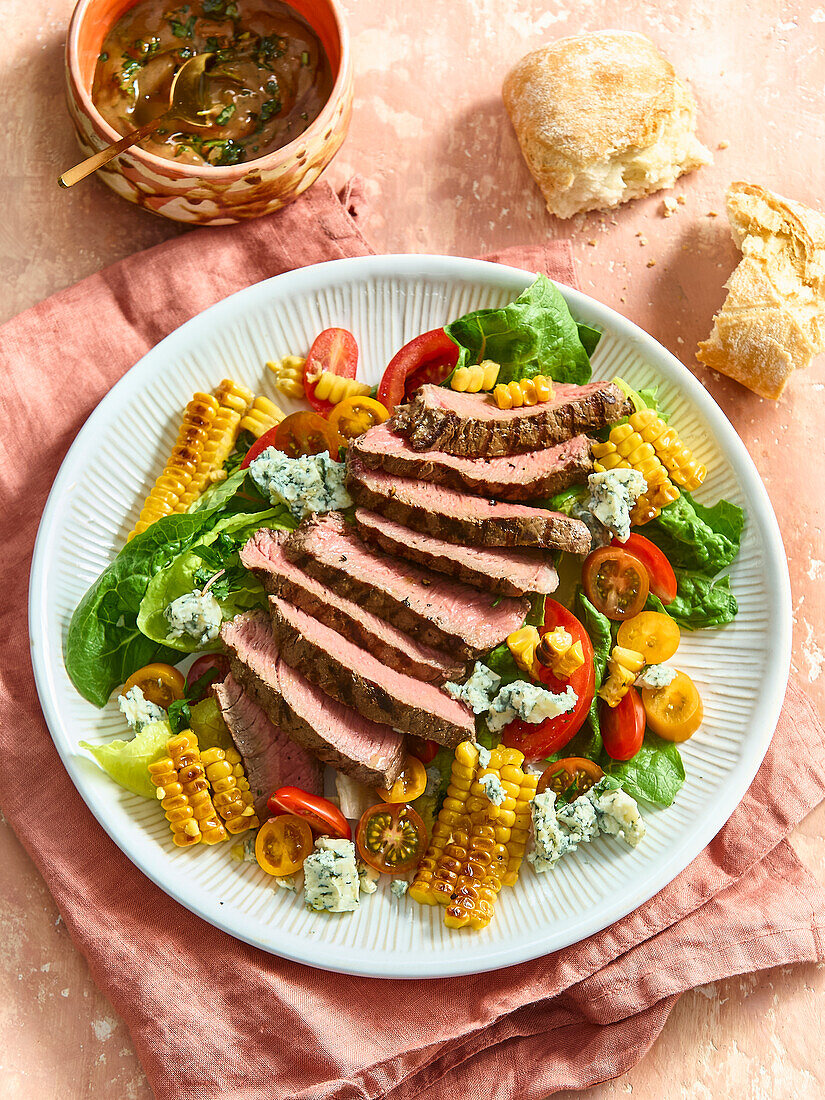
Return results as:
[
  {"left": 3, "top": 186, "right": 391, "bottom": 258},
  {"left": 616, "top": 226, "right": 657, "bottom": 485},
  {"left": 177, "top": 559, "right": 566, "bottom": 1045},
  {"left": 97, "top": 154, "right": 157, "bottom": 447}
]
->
[
  {"left": 357, "top": 860, "right": 379, "bottom": 895},
  {"left": 231, "top": 833, "right": 257, "bottom": 863},
  {"left": 527, "top": 791, "right": 576, "bottom": 872},
  {"left": 274, "top": 875, "right": 297, "bottom": 892},
  {"left": 556, "top": 795, "right": 600, "bottom": 845},
  {"left": 527, "top": 779, "right": 645, "bottom": 873},
  {"left": 586, "top": 469, "right": 647, "bottom": 543},
  {"left": 589, "top": 782, "right": 646, "bottom": 848},
  {"left": 164, "top": 589, "right": 222, "bottom": 645},
  {"left": 476, "top": 745, "right": 491, "bottom": 769},
  {"left": 635, "top": 664, "right": 677, "bottom": 690},
  {"left": 118, "top": 685, "right": 166, "bottom": 732},
  {"left": 248, "top": 447, "right": 351, "bottom": 521},
  {"left": 479, "top": 772, "right": 506, "bottom": 806},
  {"left": 444, "top": 662, "right": 501, "bottom": 714},
  {"left": 303, "top": 837, "right": 360, "bottom": 913},
  {"left": 486, "top": 681, "right": 577, "bottom": 733},
  {"left": 390, "top": 879, "right": 409, "bottom": 899}
]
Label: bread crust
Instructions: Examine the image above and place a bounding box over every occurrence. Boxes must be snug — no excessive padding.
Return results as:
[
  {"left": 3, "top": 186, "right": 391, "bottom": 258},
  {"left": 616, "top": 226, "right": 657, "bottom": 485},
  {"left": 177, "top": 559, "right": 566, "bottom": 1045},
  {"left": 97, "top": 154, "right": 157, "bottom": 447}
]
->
[
  {"left": 502, "top": 31, "right": 710, "bottom": 218},
  {"left": 697, "top": 182, "right": 825, "bottom": 399}
]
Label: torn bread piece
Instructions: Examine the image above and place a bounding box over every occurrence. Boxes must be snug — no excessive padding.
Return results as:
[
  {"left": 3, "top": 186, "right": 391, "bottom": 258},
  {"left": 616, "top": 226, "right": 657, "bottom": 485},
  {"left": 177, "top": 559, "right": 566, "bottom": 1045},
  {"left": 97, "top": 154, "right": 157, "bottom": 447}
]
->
[
  {"left": 502, "top": 31, "right": 710, "bottom": 219},
  {"left": 697, "top": 182, "right": 825, "bottom": 399}
]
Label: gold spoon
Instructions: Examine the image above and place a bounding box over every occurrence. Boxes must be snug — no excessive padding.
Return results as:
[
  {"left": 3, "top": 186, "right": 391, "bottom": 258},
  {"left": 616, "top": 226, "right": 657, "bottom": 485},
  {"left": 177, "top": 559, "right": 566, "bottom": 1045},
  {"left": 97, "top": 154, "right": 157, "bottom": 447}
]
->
[{"left": 59, "top": 52, "right": 215, "bottom": 189}]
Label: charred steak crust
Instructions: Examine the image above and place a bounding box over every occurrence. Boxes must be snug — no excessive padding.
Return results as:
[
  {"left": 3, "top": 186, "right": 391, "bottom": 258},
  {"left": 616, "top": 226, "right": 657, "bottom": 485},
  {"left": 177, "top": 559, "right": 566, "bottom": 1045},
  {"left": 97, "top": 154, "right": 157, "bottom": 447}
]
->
[
  {"left": 268, "top": 598, "right": 475, "bottom": 747},
  {"left": 392, "top": 381, "right": 631, "bottom": 456},
  {"left": 345, "top": 460, "right": 592, "bottom": 554},
  {"left": 349, "top": 425, "right": 593, "bottom": 501},
  {"left": 354, "top": 510, "right": 559, "bottom": 597}
]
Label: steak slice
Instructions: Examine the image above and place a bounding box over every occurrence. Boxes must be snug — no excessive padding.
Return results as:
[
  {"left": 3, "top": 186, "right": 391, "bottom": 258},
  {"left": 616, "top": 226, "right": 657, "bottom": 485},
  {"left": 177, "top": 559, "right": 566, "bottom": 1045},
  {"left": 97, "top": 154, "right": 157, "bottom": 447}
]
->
[
  {"left": 269, "top": 596, "right": 475, "bottom": 747},
  {"left": 214, "top": 671, "right": 323, "bottom": 819},
  {"left": 283, "top": 512, "right": 529, "bottom": 658},
  {"left": 221, "top": 612, "right": 406, "bottom": 788},
  {"left": 392, "top": 381, "right": 630, "bottom": 456},
  {"left": 350, "top": 422, "right": 593, "bottom": 501},
  {"left": 355, "top": 509, "right": 560, "bottom": 596},
  {"left": 346, "top": 458, "right": 591, "bottom": 553},
  {"left": 240, "top": 528, "right": 465, "bottom": 685}
]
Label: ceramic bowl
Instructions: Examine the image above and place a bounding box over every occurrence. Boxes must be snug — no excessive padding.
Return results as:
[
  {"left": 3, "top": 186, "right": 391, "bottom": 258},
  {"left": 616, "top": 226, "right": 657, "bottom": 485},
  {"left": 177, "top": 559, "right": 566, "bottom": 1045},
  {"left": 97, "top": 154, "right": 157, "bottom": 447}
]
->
[{"left": 64, "top": 0, "right": 353, "bottom": 225}]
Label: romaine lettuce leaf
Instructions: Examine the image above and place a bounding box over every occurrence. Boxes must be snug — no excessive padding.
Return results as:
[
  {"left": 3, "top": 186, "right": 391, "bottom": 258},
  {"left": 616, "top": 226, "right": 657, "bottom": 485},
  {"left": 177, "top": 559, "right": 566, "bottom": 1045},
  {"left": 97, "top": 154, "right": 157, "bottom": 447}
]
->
[
  {"left": 642, "top": 493, "right": 743, "bottom": 575},
  {"left": 602, "top": 733, "right": 685, "bottom": 807},
  {"left": 666, "top": 572, "right": 739, "bottom": 629}
]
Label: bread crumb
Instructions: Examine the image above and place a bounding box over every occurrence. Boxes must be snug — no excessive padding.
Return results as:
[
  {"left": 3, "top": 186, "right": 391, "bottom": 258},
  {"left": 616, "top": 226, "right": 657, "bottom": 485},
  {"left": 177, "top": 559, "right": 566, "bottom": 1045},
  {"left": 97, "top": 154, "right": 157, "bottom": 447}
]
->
[
  {"left": 708, "top": 210, "right": 718, "bottom": 217},
  {"left": 638, "top": 236, "right": 648, "bottom": 246},
  {"left": 646, "top": 259, "right": 656, "bottom": 267},
  {"left": 677, "top": 194, "right": 686, "bottom": 205},
  {"left": 662, "top": 197, "right": 679, "bottom": 217},
  {"left": 619, "top": 296, "right": 626, "bottom": 303},
  {"left": 717, "top": 140, "right": 730, "bottom": 149},
  {"left": 587, "top": 238, "right": 597, "bottom": 246}
]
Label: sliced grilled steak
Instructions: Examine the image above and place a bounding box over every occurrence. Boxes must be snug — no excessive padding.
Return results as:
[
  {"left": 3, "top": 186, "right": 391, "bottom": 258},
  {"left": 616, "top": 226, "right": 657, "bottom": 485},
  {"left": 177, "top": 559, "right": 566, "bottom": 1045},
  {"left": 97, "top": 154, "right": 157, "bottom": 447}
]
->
[
  {"left": 350, "top": 422, "right": 593, "bottom": 501},
  {"left": 392, "top": 381, "right": 630, "bottom": 456},
  {"left": 283, "top": 512, "right": 529, "bottom": 658},
  {"left": 346, "top": 458, "right": 591, "bottom": 553},
  {"left": 214, "top": 671, "right": 323, "bottom": 818},
  {"left": 221, "top": 612, "right": 405, "bottom": 788},
  {"left": 240, "top": 528, "right": 465, "bottom": 685},
  {"left": 269, "top": 596, "right": 475, "bottom": 747},
  {"left": 355, "top": 509, "right": 560, "bottom": 596}
]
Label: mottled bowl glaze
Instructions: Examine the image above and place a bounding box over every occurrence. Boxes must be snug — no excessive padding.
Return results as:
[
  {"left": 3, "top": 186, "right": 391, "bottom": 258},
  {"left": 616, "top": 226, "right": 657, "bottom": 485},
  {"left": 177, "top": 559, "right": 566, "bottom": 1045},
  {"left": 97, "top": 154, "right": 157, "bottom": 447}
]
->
[{"left": 65, "top": 0, "right": 353, "bottom": 224}]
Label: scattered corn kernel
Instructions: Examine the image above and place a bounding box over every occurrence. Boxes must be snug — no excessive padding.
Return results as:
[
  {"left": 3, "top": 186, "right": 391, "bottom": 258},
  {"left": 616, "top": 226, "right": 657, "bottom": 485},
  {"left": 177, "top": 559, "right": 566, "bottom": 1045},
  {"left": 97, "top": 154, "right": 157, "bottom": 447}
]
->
[
  {"left": 306, "top": 370, "right": 371, "bottom": 404},
  {"left": 451, "top": 360, "right": 500, "bottom": 392},
  {"left": 598, "top": 646, "right": 645, "bottom": 707},
  {"left": 536, "top": 627, "right": 585, "bottom": 679},
  {"left": 267, "top": 355, "right": 306, "bottom": 399},
  {"left": 492, "top": 375, "right": 555, "bottom": 410},
  {"left": 507, "top": 626, "right": 541, "bottom": 678}
]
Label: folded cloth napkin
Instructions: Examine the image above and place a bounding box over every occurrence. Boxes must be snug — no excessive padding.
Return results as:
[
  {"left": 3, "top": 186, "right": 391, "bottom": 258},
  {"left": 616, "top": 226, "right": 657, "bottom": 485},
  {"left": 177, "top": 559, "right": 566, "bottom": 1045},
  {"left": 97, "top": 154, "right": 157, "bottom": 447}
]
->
[{"left": 2, "top": 180, "right": 824, "bottom": 1100}]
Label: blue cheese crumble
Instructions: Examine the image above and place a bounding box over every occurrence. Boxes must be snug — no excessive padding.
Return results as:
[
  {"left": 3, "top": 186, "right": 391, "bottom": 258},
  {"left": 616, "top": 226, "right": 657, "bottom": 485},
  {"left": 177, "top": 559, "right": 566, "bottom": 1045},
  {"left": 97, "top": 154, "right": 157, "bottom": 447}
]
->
[
  {"left": 390, "top": 879, "right": 409, "bottom": 899},
  {"left": 163, "top": 589, "right": 222, "bottom": 645},
  {"left": 476, "top": 745, "right": 491, "bottom": 769},
  {"left": 486, "top": 681, "right": 577, "bottom": 733},
  {"left": 118, "top": 686, "right": 166, "bottom": 732},
  {"left": 528, "top": 778, "right": 645, "bottom": 873},
  {"left": 248, "top": 447, "right": 351, "bottom": 521},
  {"left": 303, "top": 837, "right": 360, "bottom": 913},
  {"left": 444, "top": 662, "right": 501, "bottom": 714},
  {"left": 590, "top": 784, "right": 646, "bottom": 848},
  {"left": 635, "top": 663, "right": 677, "bottom": 690},
  {"left": 357, "top": 860, "right": 380, "bottom": 895},
  {"left": 479, "top": 772, "right": 506, "bottom": 806},
  {"left": 586, "top": 468, "right": 647, "bottom": 543}
]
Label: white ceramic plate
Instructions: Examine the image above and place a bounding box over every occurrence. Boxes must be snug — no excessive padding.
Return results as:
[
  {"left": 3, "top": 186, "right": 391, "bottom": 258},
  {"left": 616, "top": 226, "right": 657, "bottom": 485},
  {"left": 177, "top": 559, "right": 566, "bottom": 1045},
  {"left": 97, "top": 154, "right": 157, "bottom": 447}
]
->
[{"left": 29, "top": 255, "right": 791, "bottom": 978}]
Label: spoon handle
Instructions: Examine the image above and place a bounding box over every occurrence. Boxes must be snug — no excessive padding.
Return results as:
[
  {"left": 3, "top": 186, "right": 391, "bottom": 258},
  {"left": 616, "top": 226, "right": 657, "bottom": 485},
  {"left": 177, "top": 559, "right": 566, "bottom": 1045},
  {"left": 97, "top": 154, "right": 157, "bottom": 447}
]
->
[{"left": 58, "top": 117, "right": 166, "bottom": 188}]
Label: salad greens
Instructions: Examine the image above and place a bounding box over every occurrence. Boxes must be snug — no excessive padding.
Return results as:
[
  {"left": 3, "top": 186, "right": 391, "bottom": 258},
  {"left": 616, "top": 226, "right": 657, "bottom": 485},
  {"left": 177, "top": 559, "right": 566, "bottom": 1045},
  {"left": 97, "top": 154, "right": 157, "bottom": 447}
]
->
[
  {"left": 444, "top": 275, "right": 600, "bottom": 387},
  {"left": 602, "top": 733, "right": 686, "bottom": 807}
]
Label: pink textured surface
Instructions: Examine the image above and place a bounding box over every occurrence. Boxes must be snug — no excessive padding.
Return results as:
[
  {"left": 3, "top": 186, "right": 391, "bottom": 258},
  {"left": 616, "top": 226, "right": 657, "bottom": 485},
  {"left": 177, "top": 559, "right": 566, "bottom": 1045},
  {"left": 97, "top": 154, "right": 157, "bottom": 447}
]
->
[{"left": 2, "top": 1, "right": 825, "bottom": 1097}]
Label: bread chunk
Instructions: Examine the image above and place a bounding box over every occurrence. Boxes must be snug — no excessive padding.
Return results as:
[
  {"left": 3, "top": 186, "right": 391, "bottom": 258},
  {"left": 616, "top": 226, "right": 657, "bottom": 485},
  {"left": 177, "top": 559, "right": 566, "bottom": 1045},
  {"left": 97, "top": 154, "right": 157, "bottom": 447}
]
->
[
  {"left": 502, "top": 31, "right": 710, "bottom": 219},
  {"left": 697, "top": 182, "right": 825, "bottom": 399}
]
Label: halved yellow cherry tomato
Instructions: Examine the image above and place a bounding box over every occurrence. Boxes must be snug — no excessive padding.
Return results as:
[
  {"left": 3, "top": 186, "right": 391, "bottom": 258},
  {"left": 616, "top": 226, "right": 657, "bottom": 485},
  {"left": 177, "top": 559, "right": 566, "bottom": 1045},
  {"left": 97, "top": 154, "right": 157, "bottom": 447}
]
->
[
  {"left": 255, "top": 814, "right": 314, "bottom": 876},
  {"left": 120, "top": 663, "right": 186, "bottom": 709},
  {"left": 642, "top": 671, "right": 703, "bottom": 742},
  {"left": 377, "top": 756, "right": 427, "bottom": 803},
  {"left": 327, "top": 396, "right": 389, "bottom": 443},
  {"left": 617, "top": 612, "right": 681, "bottom": 664}
]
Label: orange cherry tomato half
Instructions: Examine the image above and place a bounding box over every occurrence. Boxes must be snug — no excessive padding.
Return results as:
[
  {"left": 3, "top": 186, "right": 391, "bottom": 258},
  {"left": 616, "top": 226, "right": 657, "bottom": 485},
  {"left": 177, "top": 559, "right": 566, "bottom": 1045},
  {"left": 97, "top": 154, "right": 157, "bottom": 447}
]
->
[
  {"left": 503, "top": 599, "right": 595, "bottom": 761},
  {"left": 267, "top": 787, "right": 351, "bottom": 840},
  {"left": 376, "top": 756, "right": 428, "bottom": 803},
  {"left": 273, "top": 411, "right": 342, "bottom": 459},
  {"left": 537, "top": 757, "right": 604, "bottom": 797},
  {"left": 327, "top": 396, "right": 389, "bottom": 444},
  {"left": 356, "top": 803, "right": 428, "bottom": 874},
  {"left": 255, "top": 815, "right": 314, "bottom": 876},
  {"left": 617, "top": 611, "right": 680, "bottom": 665},
  {"left": 601, "top": 687, "right": 645, "bottom": 761},
  {"left": 121, "top": 663, "right": 186, "bottom": 709},
  {"left": 612, "top": 533, "right": 677, "bottom": 604},
  {"left": 377, "top": 327, "right": 460, "bottom": 412},
  {"left": 642, "top": 671, "right": 703, "bottom": 742},
  {"left": 303, "top": 328, "right": 359, "bottom": 415},
  {"left": 582, "top": 547, "right": 650, "bottom": 621}
]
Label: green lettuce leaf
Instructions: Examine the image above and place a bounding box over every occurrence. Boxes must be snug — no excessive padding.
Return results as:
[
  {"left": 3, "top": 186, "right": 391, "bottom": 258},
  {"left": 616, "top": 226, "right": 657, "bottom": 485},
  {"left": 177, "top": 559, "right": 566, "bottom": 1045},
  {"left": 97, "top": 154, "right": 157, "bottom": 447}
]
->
[
  {"left": 444, "top": 275, "right": 594, "bottom": 386},
  {"left": 186, "top": 468, "right": 248, "bottom": 514},
  {"left": 484, "top": 643, "right": 522, "bottom": 688},
  {"left": 602, "top": 733, "right": 685, "bottom": 807},
  {"left": 80, "top": 719, "right": 172, "bottom": 799},
  {"left": 666, "top": 572, "right": 738, "bottom": 629},
  {"left": 642, "top": 493, "right": 743, "bottom": 575}
]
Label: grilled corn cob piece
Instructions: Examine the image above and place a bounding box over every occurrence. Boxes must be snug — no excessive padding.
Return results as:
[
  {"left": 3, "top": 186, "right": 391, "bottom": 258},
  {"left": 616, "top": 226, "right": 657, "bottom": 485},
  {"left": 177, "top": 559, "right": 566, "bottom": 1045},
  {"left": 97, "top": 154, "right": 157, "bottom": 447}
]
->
[
  {"left": 267, "top": 355, "right": 306, "bottom": 399},
  {"left": 238, "top": 395, "right": 285, "bottom": 440},
  {"left": 177, "top": 405, "right": 242, "bottom": 508},
  {"left": 306, "top": 370, "right": 371, "bottom": 404},
  {"left": 148, "top": 755, "right": 202, "bottom": 847},
  {"left": 536, "top": 626, "right": 585, "bottom": 679},
  {"left": 167, "top": 732, "right": 227, "bottom": 845},
  {"left": 507, "top": 626, "right": 541, "bottom": 678},
  {"left": 492, "top": 375, "right": 555, "bottom": 410},
  {"left": 591, "top": 421, "right": 680, "bottom": 525},
  {"left": 451, "top": 360, "right": 500, "bottom": 393},
  {"left": 503, "top": 768, "right": 538, "bottom": 886},
  {"left": 628, "top": 408, "right": 707, "bottom": 491},
  {"left": 201, "top": 747, "right": 259, "bottom": 833},
  {"left": 598, "top": 646, "right": 645, "bottom": 708},
  {"left": 410, "top": 741, "right": 477, "bottom": 906}
]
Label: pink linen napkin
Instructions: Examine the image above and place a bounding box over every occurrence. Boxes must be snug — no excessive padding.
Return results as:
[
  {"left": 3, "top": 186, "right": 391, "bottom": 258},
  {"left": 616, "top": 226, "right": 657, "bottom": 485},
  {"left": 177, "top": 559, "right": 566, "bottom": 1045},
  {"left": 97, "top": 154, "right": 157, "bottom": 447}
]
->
[{"left": 2, "top": 180, "right": 824, "bottom": 1099}]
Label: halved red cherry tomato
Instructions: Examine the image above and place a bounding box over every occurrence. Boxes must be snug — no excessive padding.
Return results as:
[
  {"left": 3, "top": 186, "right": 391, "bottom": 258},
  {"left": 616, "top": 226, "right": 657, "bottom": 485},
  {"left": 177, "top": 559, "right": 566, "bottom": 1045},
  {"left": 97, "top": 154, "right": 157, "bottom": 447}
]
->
[
  {"left": 255, "top": 815, "right": 314, "bottom": 876},
  {"left": 240, "top": 424, "right": 280, "bottom": 469},
  {"left": 537, "top": 757, "right": 604, "bottom": 797},
  {"left": 376, "top": 757, "right": 428, "bottom": 803},
  {"left": 613, "top": 533, "right": 677, "bottom": 604},
  {"left": 377, "top": 328, "right": 460, "bottom": 412},
  {"left": 601, "top": 687, "right": 645, "bottom": 761},
  {"left": 185, "top": 654, "right": 230, "bottom": 700},
  {"left": 303, "top": 328, "right": 359, "bottom": 415},
  {"left": 267, "top": 787, "right": 351, "bottom": 840},
  {"left": 356, "top": 803, "right": 428, "bottom": 874},
  {"left": 642, "top": 670, "right": 703, "bottom": 742},
  {"left": 503, "top": 599, "right": 596, "bottom": 761},
  {"left": 327, "top": 396, "right": 389, "bottom": 444},
  {"left": 583, "top": 547, "right": 650, "bottom": 621},
  {"left": 121, "top": 663, "right": 186, "bottom": 709},
  {"left": 408, "top": 736, "right": 440, "bottom": 765}
]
